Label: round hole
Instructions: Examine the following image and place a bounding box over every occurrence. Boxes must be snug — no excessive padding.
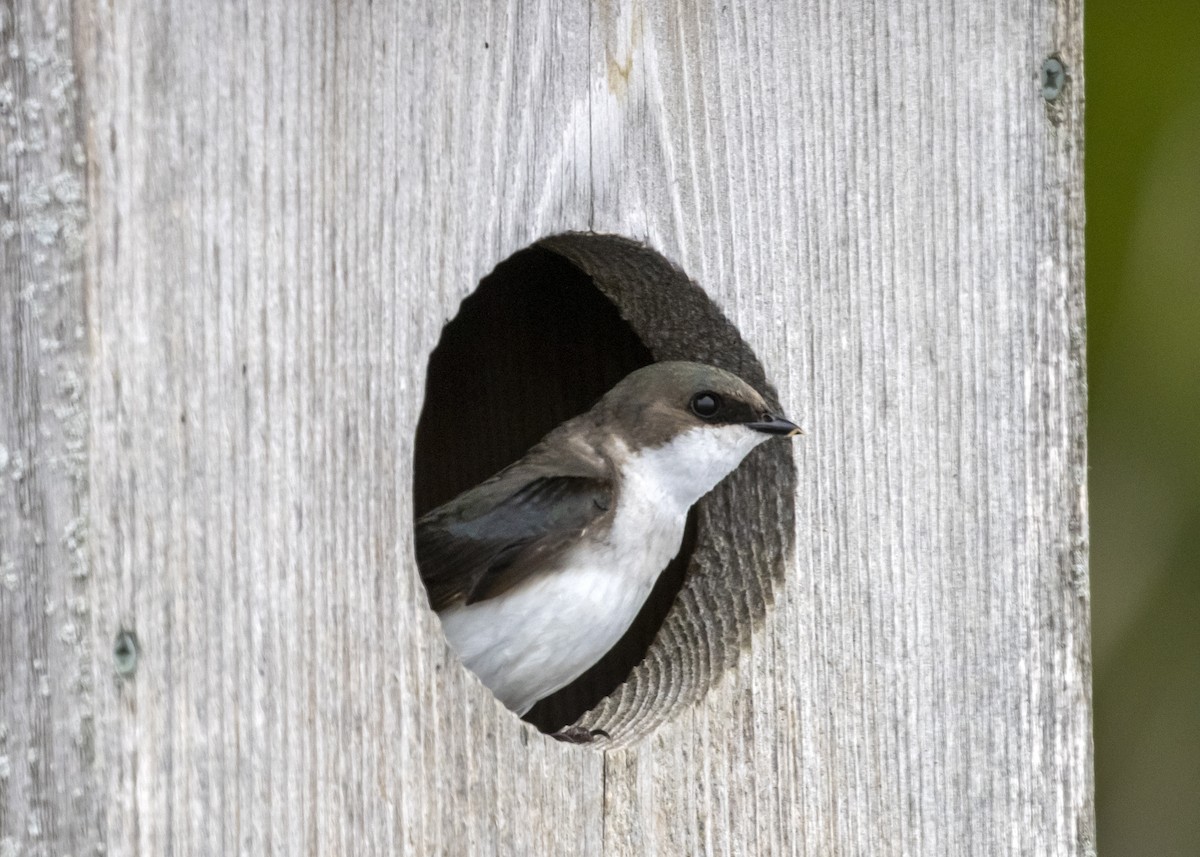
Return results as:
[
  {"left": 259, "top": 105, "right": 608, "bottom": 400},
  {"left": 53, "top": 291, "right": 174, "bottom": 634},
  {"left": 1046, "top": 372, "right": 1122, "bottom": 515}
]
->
[{"left": 413, "top": 233, "right": 796, "bottom": 745}]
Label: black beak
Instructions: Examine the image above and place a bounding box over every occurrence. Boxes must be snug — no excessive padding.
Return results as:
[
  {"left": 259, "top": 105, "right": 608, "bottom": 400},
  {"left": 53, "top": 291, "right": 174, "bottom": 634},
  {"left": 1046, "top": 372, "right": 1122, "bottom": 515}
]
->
[{"left": 746, "top": 414, "right": 804, "bottom": 437}]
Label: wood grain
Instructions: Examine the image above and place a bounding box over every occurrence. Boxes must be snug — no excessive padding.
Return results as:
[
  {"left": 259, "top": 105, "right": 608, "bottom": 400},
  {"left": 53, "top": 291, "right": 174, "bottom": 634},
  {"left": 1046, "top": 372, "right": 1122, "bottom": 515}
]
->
[
  {"left": 1, "top": 2, "right": 95, "bottom": 853},
  {"left": 3, "top": 0, "right": 1090, "bottom": 853}
]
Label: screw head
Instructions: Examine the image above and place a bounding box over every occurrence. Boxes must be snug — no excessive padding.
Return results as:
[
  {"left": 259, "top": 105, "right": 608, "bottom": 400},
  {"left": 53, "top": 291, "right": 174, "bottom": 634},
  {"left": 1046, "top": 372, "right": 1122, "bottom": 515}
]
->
[
  {"left": 1041, "top": 57, "right": 1065, "bottom": 101},
  {"left": 113, "top": 630, "right": 139, "bottom": 677}
]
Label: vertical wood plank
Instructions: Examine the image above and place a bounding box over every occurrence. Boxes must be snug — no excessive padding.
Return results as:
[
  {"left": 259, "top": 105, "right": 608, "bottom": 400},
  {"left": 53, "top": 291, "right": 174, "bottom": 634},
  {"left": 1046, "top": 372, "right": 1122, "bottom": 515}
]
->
[
  {"left": 0, "top": 2, "right": 95, "bottom": 853},
  {"left": 80, "top": 1, "right": 604, "bottom": 854},
  {"left": 588, "top": 0, "right": 1090, "bottom": 853}
]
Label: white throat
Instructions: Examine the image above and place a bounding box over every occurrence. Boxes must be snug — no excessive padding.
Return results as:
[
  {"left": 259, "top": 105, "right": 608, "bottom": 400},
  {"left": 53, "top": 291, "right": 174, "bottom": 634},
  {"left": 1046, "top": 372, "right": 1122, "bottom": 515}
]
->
[{"left": 616, "top": 424, "right": 768, "bottom": 515}]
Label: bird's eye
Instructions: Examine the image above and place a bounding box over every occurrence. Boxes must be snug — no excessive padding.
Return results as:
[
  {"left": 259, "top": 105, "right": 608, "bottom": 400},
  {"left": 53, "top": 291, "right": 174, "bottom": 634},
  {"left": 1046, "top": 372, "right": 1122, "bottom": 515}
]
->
[{"left": 690, "top": 392, "right": 722, "bottom": 419}]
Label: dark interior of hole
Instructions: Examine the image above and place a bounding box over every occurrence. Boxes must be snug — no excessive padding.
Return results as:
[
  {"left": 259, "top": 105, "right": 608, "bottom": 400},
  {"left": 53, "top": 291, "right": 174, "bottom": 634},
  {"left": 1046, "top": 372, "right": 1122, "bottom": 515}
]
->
[{"left": 412, "top": 245, "right": 695, "bottom": 733}]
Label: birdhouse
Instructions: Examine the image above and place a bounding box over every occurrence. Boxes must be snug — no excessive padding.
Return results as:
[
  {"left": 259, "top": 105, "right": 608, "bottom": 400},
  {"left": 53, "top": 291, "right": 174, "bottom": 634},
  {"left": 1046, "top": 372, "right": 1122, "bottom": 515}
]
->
[{"left": 1, "top": 1, "right": 1092, "bottom": 854}]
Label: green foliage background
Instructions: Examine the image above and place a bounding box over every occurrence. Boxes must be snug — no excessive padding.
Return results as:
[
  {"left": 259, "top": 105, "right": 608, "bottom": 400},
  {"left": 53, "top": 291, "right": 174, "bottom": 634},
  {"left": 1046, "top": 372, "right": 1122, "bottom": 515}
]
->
[{"left": 1088, "top": 2, "right": 1200, "bottom": 853}]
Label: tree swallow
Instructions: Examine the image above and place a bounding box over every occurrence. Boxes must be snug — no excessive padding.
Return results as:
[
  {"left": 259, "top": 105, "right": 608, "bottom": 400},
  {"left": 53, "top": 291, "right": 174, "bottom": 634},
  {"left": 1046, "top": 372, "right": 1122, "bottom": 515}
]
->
[{"left": 415, "top": 361, "right": 801, "bottom": 738}]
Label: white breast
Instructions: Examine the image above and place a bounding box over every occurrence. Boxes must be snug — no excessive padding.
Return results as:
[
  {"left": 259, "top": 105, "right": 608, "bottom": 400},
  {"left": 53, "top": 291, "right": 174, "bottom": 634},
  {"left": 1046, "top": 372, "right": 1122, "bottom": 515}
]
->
[{"left": 437, "top": 424, "right": 767, "bottom": 715}]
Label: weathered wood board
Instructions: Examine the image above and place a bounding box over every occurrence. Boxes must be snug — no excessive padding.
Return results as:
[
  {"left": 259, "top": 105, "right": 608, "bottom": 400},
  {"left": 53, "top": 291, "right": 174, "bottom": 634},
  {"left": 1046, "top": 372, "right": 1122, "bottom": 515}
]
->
[{"left": 1, "top": 0, "right": 1090, "bottom": 853}]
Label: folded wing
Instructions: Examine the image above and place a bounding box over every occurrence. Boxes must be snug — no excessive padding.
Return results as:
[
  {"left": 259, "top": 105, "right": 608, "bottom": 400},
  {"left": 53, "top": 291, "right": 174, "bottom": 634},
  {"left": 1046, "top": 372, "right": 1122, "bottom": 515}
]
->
[{"left": 415, "top": 470, "right": 613, "bottom": 611}]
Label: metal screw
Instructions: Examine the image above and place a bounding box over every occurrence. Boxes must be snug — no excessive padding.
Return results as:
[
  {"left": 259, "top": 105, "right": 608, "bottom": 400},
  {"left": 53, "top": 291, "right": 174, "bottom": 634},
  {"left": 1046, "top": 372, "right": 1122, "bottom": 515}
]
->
[
  {"left": 1041, "top": 57, "right": 1065, "bottom": 101},
  {"left": 113, "top": 630, "right": 139, "bottom": 677}
]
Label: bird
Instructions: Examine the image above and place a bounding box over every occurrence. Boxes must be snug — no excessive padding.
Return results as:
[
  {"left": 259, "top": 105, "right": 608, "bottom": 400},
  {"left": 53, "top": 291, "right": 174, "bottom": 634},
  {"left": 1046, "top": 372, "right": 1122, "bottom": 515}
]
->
[{"left": 414, "top": 361, "right": 802, "bottom": 739}]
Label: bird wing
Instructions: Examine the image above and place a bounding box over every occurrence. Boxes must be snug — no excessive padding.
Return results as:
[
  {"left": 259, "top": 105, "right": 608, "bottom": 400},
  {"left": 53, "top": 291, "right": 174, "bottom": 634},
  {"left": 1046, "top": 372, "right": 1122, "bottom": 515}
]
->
[{"left": 415, "top": 466, "right": 613, "bottom": 611}]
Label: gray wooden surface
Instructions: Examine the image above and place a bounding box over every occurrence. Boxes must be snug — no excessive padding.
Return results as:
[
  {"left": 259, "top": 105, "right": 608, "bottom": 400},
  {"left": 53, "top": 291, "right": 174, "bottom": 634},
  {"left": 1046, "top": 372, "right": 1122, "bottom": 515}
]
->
[{"left": 1, "top": 0, "right": 1091, "bottom": 854}]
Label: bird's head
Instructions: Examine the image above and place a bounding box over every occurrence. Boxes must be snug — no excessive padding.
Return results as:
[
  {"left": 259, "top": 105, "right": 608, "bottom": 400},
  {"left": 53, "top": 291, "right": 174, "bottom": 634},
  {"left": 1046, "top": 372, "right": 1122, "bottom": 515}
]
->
[{"left": 590, "top": 361, "right": 802, "bottom": 508}]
